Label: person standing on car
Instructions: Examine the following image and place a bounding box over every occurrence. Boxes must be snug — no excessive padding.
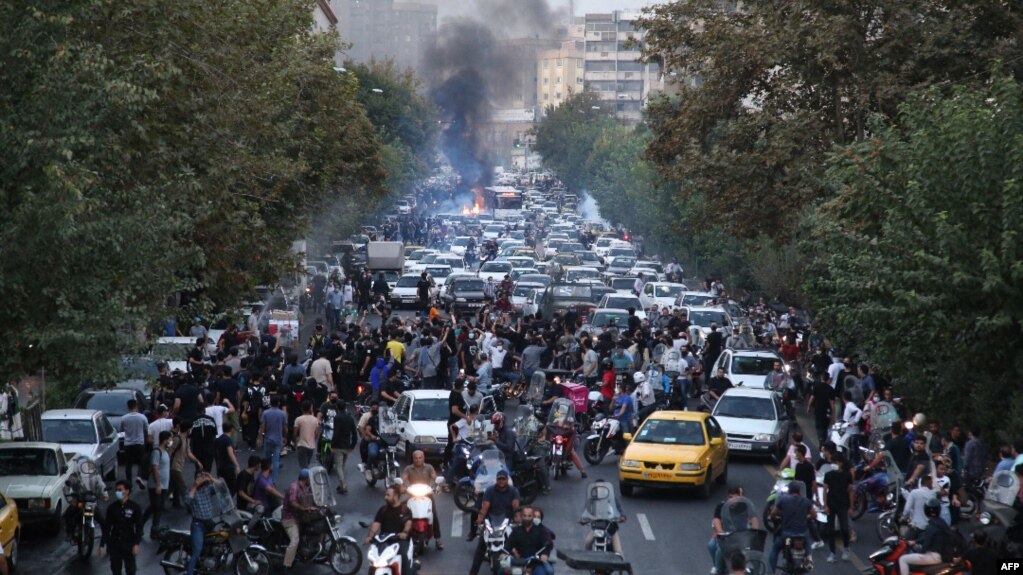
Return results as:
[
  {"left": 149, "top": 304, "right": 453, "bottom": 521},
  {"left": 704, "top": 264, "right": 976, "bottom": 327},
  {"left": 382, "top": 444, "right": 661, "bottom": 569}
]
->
[{"left": 98, "top": 480, "right": 143, "bottom": 575}]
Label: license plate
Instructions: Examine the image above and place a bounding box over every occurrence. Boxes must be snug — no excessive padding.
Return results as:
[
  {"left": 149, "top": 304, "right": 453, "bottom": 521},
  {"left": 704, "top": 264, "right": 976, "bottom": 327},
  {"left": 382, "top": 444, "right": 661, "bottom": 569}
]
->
[
  {"left": 643, "top": 471, "right": 672, "bottom": 480},
  {"left": 728, "top": 442, "right": 752, "bottom": 451}
]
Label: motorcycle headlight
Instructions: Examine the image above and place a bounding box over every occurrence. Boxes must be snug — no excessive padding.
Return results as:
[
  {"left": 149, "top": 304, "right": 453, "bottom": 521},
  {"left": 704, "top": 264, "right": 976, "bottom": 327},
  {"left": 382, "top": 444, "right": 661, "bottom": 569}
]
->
[
  {"left": 414, "top": 436, "right": 437, "bottom": 444},
  {"left": 679, "top": 463, "right": 702, "bottom": 471},
  {"left": 621, "top": 459, "right": 641, "bottom": 468},
  {"left": 753, "top": 433, "right": 776, "bottom": 442},
  {"left": 979, "top": 512, "right": 991, "bottom": 525}
]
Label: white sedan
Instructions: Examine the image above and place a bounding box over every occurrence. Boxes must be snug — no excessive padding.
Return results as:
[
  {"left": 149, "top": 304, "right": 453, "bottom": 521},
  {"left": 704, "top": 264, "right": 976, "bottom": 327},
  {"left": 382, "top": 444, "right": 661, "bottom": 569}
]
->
[{"left": 596, "top": 294, "right": 647, "bottom": 320}]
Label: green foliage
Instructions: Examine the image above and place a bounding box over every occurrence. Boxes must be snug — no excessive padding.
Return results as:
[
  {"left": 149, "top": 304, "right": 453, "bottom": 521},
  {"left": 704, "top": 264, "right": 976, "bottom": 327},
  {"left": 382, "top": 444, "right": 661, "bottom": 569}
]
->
[
  {"left": 533, "top": 92, "right": 614, "bottom": 193},
  {"left": 637, "top": 0, "right": 1023, "bottom": 241},
  {"left": 803, "top": 73, "right": 1023, "bottom": 437},
  {"left": 0, "top": 0, "right": 387, "bottom": 389}
]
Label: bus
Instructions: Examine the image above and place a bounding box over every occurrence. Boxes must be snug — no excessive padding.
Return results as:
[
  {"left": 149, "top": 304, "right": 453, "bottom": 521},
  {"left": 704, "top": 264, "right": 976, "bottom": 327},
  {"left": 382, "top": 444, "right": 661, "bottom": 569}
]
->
[{"left": 484, "top": 186, "right": 523, "bottom": 220}]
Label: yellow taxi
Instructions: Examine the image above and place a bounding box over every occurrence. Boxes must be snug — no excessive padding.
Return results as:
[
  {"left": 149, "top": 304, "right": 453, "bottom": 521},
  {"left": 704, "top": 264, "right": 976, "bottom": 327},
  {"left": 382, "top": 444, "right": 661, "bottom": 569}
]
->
[
  {"left": 618, "top": 411, "right": 728, "bottom": 499},
  {"left": 0, "top": 492, "right": 19, "bottom": 569}
]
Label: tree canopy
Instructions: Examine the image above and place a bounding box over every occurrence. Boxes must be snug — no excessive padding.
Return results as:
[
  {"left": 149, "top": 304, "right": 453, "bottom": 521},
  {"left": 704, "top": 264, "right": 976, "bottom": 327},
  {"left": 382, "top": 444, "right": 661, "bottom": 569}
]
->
[{"left": 1, "top": 0, "right": 387, "bottom": 387}]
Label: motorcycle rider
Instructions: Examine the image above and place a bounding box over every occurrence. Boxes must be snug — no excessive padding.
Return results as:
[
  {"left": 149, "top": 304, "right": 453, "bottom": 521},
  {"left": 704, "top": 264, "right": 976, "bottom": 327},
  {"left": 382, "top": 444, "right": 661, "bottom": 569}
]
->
[
  {"left": 364, "top": 485, "right": 413, "bottom": 575},
  {"left": 767, "top": 482, "right": 814, "bottom": 573},
  {"left": 468, "top": 469, "right": 520, "bottom": 575},
  {"left": 183, "top": 471, "right": 219, "bottom": 575},
  {"left": 581, "top": 478, "right": 626, "bottom": 556},
  {"left": 902, "top": 475, "right": 935, "bottom": 534},
  {"left": 282, "top": 468, "right": 318, "bottom": 572},
  {"left": 542, "top": 393, "right": 587, "bottom": 479},
  {"left": 64, "top": 455, "right": 105, "bottom": 542},
  {"left": 707, "top": 367, "right": 733, "bottom": 404},
  {"left": 710, "top": 483, "right": 759, "bottom": 575},
  {"left": 508, "top": 507, "right": 553, "bottom": 575},
  {"left": 898, "top": 498, "right": 947, "bottom": 575},
  {"left": 98, "top": 480, "right": 143, "bottom": 575},
  {"left": 400, "top": 450, "right": 444, "bottom": 551}
]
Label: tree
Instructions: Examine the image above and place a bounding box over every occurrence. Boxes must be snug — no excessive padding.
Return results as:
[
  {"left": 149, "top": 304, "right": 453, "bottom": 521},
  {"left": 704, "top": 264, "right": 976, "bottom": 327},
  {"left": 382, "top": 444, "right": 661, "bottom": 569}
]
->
[
  {"left": 803, "top": 73, "right": 1023, "bottom": 436},
  {"left": 532, "top": 92, "right": 613, "bottom": 193},
  {"left": 637, "top": 0, "right": 1023, "bottom": 241},
  {"left": 0, "top": 0, "right": 386, "bottom": 389}
]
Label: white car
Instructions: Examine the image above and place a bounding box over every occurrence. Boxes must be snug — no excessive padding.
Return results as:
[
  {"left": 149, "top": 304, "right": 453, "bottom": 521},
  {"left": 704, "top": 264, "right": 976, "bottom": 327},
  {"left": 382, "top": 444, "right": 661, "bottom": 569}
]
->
[
  {"left": 404, "top": 249, "right": 438, "bottom": 272},
  {"left": 607, "top": 276, "right": 639, "bottom": 296},
  {"left": 638, "top": 282, "right": 689, "bottom": 310},
  {"left": 396, "top": 199, "right": 412, "bottom": 214},
  {"left": 673, "top": 291, "right": 718, "bottom": 308},
  {"left": 0, "top": 442, "right": 76, "bottom": 529},
  {"left": 633, "top": 260, "right": 666, "bottom": 281},
  {"left": 710, "top": 386, "right": 791, "bottom": 460},
  {"left": 511, "top": 282, "right": 546, "bottom": 312},
  {"left": 449, "top": 237, "right": 472, "bottom": 258},
  {"left": 629, "top": 266, "right": 663, "bottom": 282},
  {"left": 596, "top": 294, "right": 647, "bottom": 320},
  {"left": 422, "top": 265, "right": 454, "bottom": 288},
  {"left": 711, "top": 349, "right": 784, "bottom": 389},
  {"left": 594, "top": 238, "right": 630, "bottom": 258},
  {"left": 482, "top": 224, "right": 506, "bottom": 240},
  {"left": 433, "top": 255, "right": 466, "bottom": 274},
  {"left": 563, "top": 266, "right": 601, "bottom": 284},
  {"left": 393, "top": 390, "right": 456, "bottom": 463},
  {"left": 40, "top": 409, "right": 119, "bottom": 481},
  {"left": 683, "top": 305, "right": 734, "bottom": 335},
  {"left": 392, "top": 274, "right": 433, "bottom": 308}
]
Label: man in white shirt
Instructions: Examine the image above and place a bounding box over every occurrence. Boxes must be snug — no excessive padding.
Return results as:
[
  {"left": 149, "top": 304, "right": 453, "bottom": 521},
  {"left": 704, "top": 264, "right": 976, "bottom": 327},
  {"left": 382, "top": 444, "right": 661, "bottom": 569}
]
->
[
  {"left": 901, "top": 475, "right": 935, "bottom": 531},
  {"left": 148, "top": 404, "right": 175, "bottom": 445},
  {"left": 826, "top": 358, "right": 844, "bottom": 390},
  {"left": 309, "top": 351, "right": 334, "bottom": 389},
  {"left": 205, "top": 399, "right": 234, "bottom": 437},
  {"left": 633, "top": 372, "right": 655, "bottom": 410},
  {"left": 841, "top": 390, "right": 864, "bottom": 462},
  {"left": 777, "top": 431, "right": 814, "bottom": 470}
]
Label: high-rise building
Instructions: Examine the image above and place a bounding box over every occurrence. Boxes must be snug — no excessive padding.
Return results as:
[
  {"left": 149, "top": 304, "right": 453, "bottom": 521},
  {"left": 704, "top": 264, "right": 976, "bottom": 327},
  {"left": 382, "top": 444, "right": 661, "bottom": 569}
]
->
[
  {"left": 537, "top": 40, "right": 585, "bottom": 112},
  {"left": 582, "top": 11, "right": 664, "bottom": 122},
  {"left": 337, "top": 0, "right": 437, "bottom": 75}
]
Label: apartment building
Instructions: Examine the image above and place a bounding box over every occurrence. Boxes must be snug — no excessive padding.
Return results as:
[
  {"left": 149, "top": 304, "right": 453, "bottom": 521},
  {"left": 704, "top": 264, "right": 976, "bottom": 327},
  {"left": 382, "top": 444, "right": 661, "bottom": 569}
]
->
[
  {"left": 337, "top": 0, "right": 437, "bottom": 75},
  {"left": 582, "top": 11, "right": 664, "bottom": 122},
  {"left": 537, "top": 40, "right": 585, "bottom": 112}
]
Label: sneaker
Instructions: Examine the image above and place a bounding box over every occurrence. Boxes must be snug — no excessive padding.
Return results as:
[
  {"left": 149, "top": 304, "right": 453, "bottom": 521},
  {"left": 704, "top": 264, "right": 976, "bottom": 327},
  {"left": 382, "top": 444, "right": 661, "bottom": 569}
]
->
[
  {"left": 709, "top": 569, "right": 718, "bottom": 575},
  {"left": 811, "top": 541, "right": 824, "bottom": 550},
  {"left": 357, "top": 463, "right": 366, "bottom": 472},
  {"left": 134, "top": 477, "right": 146, "bottom": 491},
  {"left": 841, "top": 549, "right": 849, "bottom": 561},
  {"left": 826, "top": 553, "right": 837, "bottom": 563}
]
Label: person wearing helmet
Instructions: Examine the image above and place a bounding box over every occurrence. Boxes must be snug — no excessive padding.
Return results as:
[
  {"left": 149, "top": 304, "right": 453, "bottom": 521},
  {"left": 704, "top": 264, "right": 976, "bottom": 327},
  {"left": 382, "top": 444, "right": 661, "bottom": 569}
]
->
[
  {"left": 632, "top": 371, "right": 656, "bottom": 417},
  {"left": 898, "top": 497, "right": 948, "bottom": 575}
]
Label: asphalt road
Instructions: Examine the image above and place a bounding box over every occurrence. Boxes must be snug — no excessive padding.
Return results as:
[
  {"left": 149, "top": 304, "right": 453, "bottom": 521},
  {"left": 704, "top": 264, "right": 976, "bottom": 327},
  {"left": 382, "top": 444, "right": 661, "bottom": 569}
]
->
[{"left": 21, "top": 308, "right": 877, "bottom": 575}]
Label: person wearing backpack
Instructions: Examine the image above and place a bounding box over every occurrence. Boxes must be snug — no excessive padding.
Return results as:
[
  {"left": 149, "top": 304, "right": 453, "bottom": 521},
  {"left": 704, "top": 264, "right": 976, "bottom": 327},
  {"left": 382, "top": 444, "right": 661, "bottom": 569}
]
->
[{"left": 899, "top": 498, "right": 948, "bottom": 575}]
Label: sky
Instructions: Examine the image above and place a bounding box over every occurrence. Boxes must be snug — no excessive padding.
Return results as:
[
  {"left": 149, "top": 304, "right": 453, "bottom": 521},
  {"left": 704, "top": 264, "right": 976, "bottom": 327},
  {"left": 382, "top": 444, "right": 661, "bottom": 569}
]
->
[{"left": 435, "top": 0, "right": 658, "bottom": 20}]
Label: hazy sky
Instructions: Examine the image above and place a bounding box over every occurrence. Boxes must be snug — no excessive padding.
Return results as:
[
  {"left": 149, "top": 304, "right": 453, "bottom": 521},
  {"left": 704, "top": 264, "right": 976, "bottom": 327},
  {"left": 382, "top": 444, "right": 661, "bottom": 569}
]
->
[{"left": 436, "top": 0, "right": 659, "bottom": 20}]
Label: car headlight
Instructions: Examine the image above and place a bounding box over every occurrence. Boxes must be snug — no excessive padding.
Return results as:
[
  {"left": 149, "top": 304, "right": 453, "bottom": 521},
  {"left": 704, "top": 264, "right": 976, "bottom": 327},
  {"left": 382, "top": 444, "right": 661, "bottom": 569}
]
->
[
  {"left": 679, "top": 463, "right": 702, "bottom": 471},
  {"left": 413, "top": 436, "right": 437, "bottom": 444},
  {"left": 979, "top": 512, "right": 991, "bottom": 525},
  {"left": 753, "top": 433, "right": 776, "bottom": 442},
  {"left": 621, "top": 459, "right": 641, "bottom": 468},
  {"left": 456, "top": 297, "right": 467, "bottom": 302},
  {"left": 26, "top": 498, "right": 50, "bottom": 510}
]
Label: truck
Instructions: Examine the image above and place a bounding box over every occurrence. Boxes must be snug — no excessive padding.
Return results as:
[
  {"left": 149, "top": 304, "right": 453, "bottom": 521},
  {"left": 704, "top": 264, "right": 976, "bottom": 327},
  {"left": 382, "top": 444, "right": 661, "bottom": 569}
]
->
[{"left": 366, "top": 241, "right": 404, "bottom": 290}]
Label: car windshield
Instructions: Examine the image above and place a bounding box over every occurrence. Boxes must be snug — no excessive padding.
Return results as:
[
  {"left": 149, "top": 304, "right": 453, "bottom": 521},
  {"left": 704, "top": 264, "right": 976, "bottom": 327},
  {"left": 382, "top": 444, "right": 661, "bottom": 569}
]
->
[
  {"left": 596, "top": 237, "right": 614, "bottom": 247},
  {"left": 635, "top": 419, "right": 706, "bottom": 446},
  {"left": 689, "top": 310, "right": 727, "bottom": 326},
  {"left": 396, "top": 276, "right": 419, "bottom": 287},
  {"left": 519, "top": 275, "right": 551, "bottom": 287},
  {"left": 486, "top": 225, "right": 504, "bottom": 233},
  {"left": 680, "top": 293, "right": 716, "bottom": 306},
  {"left": 481, "top": 262, "right": 511, "bottom": 273},
  {"left": 513, "top": 285, "right": 539, "bottom": 297},
  {"left": 714, "top": 396, "right": 776, "bottom": 420},
  {"left": 42, "top": 419, "right": 97, "bottom": 444},
  {"left": 453, "top": 280, "right": 485, "bottom": 292},
  {"left": 425, "top": 267, "right": 451, "bottom": 278},
  {"left": 609, "top": 248, "right": 635, "bottom": 257},
  {"left": 452, "top": 237, "right": 469, "bottom": 246},
  {"left": 731, "top": 356, "right": 777, "bottom": 375},
  {"left": 0, "top": 448, "right": 60, "bottom": 476},
  {"left": 589, "top": 288, "right": 614, "bottom": 303},
  {"left": 437, "top": 258, "right": 462, "bottom": 267},
  {"left": 610, "top": 257, "right": 636, "bottom": 268},
  {"left": 81, "top": 393, "right": 132, "bottom": 416},
  {"left": 610, "top": 278, "right": 636, "bottom": 290},
  {"left": 420, "top": 254, "right": 439, "bottom": 264},
  {"left": 604, "top": 296, "right": 641, "bottom": 309},
  {"left": 411, "top": 398, "right": 450, "bottom": 421},
  {"left": 551, "top": 285, "right": 592, "bottom": 300},
  {"left": 566, "top": 269, "right": 599, "bottom": 281},
  {"left": 151, "top": 342, "right": 191, "bottom": 363},
  {"left": 591, "top": 312, "right": 628, "bottom": 327},
  {"left": 654, "top": 285, "right": 685, "bottom": 297}
]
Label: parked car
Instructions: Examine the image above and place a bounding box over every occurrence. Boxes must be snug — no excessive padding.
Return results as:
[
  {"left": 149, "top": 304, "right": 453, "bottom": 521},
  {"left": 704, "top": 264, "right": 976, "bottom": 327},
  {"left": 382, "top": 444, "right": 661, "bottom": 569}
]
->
[
  {"left": 618, "top": 411, "right": 728, "bottom": 499},
  {"left": 0, "top": 443, "right": 75, "bottom": 531},
  {"left": 72, "top": 388, "right": 148, "bottom": 444},
  {"left": 711, "top": 387, "right": 791, "bottom": 461},
  {"left": 393, "top": 391, "right": 453, "bottom": 463},
  {"left": 682, "top": 305, "right": 734, "bottom": 335},
  {"left": 40, "top": 409, "right": 119, "bottom": 480}
]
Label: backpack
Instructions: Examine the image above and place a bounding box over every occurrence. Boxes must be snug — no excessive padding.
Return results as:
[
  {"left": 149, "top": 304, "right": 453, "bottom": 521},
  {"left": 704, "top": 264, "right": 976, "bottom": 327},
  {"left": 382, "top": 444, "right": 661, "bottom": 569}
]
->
[{"left": 939, "top": 525, "right": 966, "bottom": 563}]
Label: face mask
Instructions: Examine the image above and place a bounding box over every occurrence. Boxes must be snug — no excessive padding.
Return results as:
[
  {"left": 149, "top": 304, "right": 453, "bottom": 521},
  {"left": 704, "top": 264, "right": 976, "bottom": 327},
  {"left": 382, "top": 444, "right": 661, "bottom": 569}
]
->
[
  {"left": 114, "top": 491, "right": 125, "bottom": 501},
  {"left": 454, "top": 329, "right": 461, "bottom": 336},
  {"left": 532, "top": 517, "right": 542, "bottom": 526}
]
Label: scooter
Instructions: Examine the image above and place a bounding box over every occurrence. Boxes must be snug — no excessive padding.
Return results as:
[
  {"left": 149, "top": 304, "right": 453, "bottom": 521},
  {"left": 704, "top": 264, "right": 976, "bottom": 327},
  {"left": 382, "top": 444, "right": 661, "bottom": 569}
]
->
[
  {"left": 482, "top": 515, "right": 512, "bottom": 575},
  {"left": 973, "top": 469, "right": 1022, "bottom": 557},
  {"left": 865, "top": 536, "right": 970, "bottom": 575},
  {"left": 366, "top": 532, "right": 415, "bottom": 575},
  {"left": 583, "top": 414, "right": 623, "bottom": 466},
  {"left": 776, "top": 534, "right": 813, "bottom": 575},
  {"left": 762, "top": 469, "right": 794, "bottom": 532},
  {"left": 406, "top": 479, "right": 443, "bottom": 557}
]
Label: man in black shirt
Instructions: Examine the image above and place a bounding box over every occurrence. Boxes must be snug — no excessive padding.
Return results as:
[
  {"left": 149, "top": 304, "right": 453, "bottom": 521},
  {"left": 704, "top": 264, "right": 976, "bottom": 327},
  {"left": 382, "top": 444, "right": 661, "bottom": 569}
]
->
[
  {"left": 469, "top": 470, "right": 521, "bottom": 575},
  {"left": 702, "top": 323, "right": 724, "bottom": 385},
  {"left": 380, "top": 371, "right": 402, "bottom": 407},
  {"left": 507, "top": 507, "right": 552, "bottom": 574},
  {"left": 187, "top": 337, "right": 206, "bottom": 375},
  {"left": 866, "top": 420, "right": 911, "bottom": 475},
  {"left": 235, "top": 455, "right": 261, "bottom": 512},
  {"left": 363, "top": 486, "right": 412, "bottom": 575},
  {"left": 792, "top": 444, "right": 816, "bottom": 502},
  {"left": 443, "top": 379, "right": 467, "bottom": 469},
  {"left": 174, "top": 378, "right": 202, "bottom": 429},
  {"left": 904, "top": 436, "right": 933, "bottom": 488},
  {"left": 99, "top": 480, "right": 143, "bottom": 575},
  {"left": 707, "top": 367, "right": 733, "bottom": 402},
  {"left": 330, "top": 400, "right": 358, "bottom": 494},
  {"left": 188, "top": 405, "right": 218, "bottom": 474},
  {"left": 416, "top": 272, "right": 432, "bottom": 318},
  {"left": 807, "top": 374, "right": 836, "bottom": 446}
]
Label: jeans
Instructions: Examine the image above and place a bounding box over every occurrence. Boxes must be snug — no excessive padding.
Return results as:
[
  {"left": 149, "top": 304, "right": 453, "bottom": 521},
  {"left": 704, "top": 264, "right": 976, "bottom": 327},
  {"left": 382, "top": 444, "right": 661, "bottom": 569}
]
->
[
  {"left": 706, "top": 538, "right": 718, "bottom": 563},
  {"left": 297, "top": 446, "right": 314, "bottom": 470},
  {"left": 186, "top": 520, "right": 207, "bottom": 575},
  {"left": 447, "top": 357, "right": 458, "bottom": 389},
  {"left": 283, "top": 518, "right": 300, "bottom": 567},
  {"left": 899, "top": 551, "right": 941, "bottom": 575},
  {"left": 263, "top": 440, "right": 282, "bottom": 486},
  {"left": 332, "top": 448, "right": 350, "bottom": 491},
  {"left": 367, "top": 441, "right": 380, "bottom": 466},
  {"left": 769, "top": 529, "right": 809, "bottom": 573}
]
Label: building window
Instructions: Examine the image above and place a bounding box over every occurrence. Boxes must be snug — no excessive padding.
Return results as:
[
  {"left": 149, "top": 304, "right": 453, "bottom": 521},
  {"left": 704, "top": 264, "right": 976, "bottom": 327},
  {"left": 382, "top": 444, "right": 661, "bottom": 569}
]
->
[
  {"left": 556, "top": 92, "right": 562, "bottom": 99},
  {"left": 543, "top": 61, "right": 549, "bottom": 69},
  {"left": 556, "top": 59, "right": 562, "bottom": 67},
  {"left": 543, "top": 93, "right": 549, "bottom": 100},
  {"left": 556, "top": 76, "right": 561, "bottom": 84},
  {"left": 543, "top": 77, "right": 548, "bottom": 85},
  {"left": 577, "top": 76, "right": 583, "bottom": 84}
]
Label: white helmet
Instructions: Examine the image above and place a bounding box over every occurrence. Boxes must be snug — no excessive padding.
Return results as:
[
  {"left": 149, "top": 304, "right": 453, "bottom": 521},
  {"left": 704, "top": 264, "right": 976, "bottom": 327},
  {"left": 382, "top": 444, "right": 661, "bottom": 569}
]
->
[
  {"left": 912, "top": 413, "right": 927, "bottom": 428},
  {"left": 633, "top": 371, "right": 647, "bottom": 384}
]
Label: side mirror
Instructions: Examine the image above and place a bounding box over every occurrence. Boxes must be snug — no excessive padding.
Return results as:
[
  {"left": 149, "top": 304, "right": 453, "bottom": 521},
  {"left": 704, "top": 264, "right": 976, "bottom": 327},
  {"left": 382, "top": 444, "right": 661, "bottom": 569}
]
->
[
  {"left": 622, "top": 433, "right": 633, "bottom": 442},
  {"left": 710, "top": 437, "right": 724, "bottom": 446}
]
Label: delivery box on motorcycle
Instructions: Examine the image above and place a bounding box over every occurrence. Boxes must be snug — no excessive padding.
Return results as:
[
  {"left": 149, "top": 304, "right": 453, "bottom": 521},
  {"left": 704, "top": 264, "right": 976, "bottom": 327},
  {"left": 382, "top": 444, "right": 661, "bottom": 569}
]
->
[{"left": 562, "top": 382, "right": 589, "bottom": 415}]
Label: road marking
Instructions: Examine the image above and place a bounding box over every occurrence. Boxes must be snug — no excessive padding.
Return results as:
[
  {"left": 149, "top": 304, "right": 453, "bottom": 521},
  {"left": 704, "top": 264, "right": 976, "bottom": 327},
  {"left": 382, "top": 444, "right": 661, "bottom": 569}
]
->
[
  {"left": 451, "top": 509, "right": 464, "bottom": 538},
  {"left": 636, "top": 513, "right": 655, "bottom": 541}
]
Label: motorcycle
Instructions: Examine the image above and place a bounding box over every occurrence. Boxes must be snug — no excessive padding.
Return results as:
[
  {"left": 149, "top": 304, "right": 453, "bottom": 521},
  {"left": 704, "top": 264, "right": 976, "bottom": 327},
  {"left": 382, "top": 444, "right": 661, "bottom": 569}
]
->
[
  {"left": 828, "top": 421, "right": 856, "bottom": 461},
  {"left": 63, "top": 457, "right": 104, "bottom": 560},
  {"left": 244, "top": 467, "right": 362, "bottom": 575},
  {"left": 762, "top": 469, "right": 794, "bottom": 532},
  {"left": 865, "top": 536, "right": 970, "bottom": 575},
  {"left": 583, "top": 414, "right": 623, "bottom": 465},
  {"left": 851, "top": 461, "right": 896, "bottom": 520},
  {"left": 580, "top": 480, "right": 624, "bottom": 557},
  {"left": 406, "top": 478, "right": 443, "bottom": 557},
  {"left": 481, "top": 515, "right": 513, "bottom": 575},
  {"left": 366, "top": 532, "right": 414, "bottom": 575},
  {"left": 776, "top": 534, "right": 812, "bottom": 575},
  {"left": 973, "top": 469, "right": 1022, "bottom": 557},
  {"left": 157, "top": 477, "right": 270, "bottom": 575},
  {"left": 455, "top": 447, "right": 509, "bottom": 513},
  {"left": 546, "top": 397, "right": 577, "bottom": 480},
  {"left": 363, "top": 406, "right": 403, "bottom": 488},
  {"left": 717, "top": 529, "right": 768, "bottom": 575}
]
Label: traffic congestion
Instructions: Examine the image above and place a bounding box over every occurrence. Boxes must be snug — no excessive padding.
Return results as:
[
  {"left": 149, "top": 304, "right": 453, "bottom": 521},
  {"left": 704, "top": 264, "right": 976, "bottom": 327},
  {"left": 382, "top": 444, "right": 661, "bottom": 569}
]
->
[{"left": 17, "top": 169, "right": 1009, "bottom": 575}]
